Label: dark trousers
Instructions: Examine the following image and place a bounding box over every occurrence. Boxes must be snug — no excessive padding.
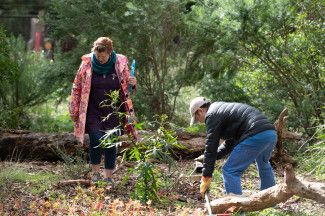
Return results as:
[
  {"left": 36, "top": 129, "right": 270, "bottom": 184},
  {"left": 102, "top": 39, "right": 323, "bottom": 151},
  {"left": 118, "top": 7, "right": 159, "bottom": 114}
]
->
[{"left": 88, "top": 131, "right": 117, "bottom": 169}]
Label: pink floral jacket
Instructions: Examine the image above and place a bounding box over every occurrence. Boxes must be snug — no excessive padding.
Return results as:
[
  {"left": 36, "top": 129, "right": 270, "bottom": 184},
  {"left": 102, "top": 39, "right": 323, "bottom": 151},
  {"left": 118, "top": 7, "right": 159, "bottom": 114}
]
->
[{"left": 69, "top": 53, "right": 137, "bottom": 144}]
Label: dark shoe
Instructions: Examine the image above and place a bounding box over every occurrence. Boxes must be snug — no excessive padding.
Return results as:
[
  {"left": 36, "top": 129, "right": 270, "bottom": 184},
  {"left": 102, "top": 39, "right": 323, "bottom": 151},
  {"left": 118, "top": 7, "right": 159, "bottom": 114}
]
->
[
  {"left": 91, "top": 172, "right": 102, "bottom": 183},
  {"left": 104, "top": 178, "right": 113, "bottom": 184},
  {"left": 103, "top": 177, "right": 113, "bottom": 185}
]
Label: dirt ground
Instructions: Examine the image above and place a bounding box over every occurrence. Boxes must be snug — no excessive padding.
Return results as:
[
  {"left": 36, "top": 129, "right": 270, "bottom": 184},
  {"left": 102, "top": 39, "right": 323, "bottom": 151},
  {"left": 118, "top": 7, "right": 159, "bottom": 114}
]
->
[{"left": 0, "top": 160, "right": 324, "bottom": 215}]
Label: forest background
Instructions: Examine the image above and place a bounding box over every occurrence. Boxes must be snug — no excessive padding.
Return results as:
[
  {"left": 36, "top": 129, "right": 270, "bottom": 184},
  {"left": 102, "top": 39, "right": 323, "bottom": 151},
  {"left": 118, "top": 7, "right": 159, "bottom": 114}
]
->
[{"left": 0, "top": 0, "right": 324, "bottom": 215}]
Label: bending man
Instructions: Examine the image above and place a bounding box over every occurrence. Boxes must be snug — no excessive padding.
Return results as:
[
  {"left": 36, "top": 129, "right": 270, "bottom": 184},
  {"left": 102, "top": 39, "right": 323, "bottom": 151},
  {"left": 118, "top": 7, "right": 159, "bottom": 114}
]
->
[{"left": 189, "top": 97, "right": 277, "bottom": 196}]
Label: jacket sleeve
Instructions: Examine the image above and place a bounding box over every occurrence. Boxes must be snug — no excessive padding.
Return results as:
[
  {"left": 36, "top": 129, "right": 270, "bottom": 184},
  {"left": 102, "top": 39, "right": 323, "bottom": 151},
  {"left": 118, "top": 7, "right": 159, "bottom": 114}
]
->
[
  {"left": 69, "top": 63, "right": 83, "bottom": 122},
  {"left": 202, "top": 114, "right": 221, "bottom": 177},
  {"left": 121, "top": 57, "right": 138, "bottom": 141},
  {"left": 123, "top": 59, "right": 136, "bottom": 94},
  {"left": 216, "top": 139, "right": 238, "bottom": 160}
]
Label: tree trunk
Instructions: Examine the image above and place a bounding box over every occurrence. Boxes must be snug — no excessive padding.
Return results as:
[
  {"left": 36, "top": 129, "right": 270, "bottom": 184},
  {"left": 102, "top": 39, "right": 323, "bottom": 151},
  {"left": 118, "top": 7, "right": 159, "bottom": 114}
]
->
[
  {"left": 0, "top": 129, "right": 206, "bottom": 161},
  {"left": 271, "top": 108, "right": 300, "bottom": 170},
  {"left": 0, "top": 129, "right": 84, "bottom": 161},
  {"left": 0, "top": 107, "right": 302, "bottom": 162},
  {"left": 209, "top": 165, "right": 325, "bottom": 214}
]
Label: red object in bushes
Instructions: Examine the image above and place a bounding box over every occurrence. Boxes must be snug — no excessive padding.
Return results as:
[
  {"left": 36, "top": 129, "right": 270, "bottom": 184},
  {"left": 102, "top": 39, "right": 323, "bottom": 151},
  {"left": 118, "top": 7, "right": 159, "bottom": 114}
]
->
[{"left": 34, "top": 32, "right": 42, "bottom": 52}]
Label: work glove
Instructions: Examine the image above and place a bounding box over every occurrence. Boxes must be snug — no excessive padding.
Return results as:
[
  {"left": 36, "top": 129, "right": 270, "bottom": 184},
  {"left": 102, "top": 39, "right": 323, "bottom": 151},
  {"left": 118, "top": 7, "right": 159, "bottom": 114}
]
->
[{"left": 200, "top": 176, "right": 212, "bottom": 197}]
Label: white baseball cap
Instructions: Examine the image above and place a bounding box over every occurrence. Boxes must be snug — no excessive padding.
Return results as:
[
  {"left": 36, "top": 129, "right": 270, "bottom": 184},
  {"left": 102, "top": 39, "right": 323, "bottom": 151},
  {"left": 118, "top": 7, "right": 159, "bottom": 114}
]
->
[{"left": 189, "top": 97, "right": 209, "bottom": 126}]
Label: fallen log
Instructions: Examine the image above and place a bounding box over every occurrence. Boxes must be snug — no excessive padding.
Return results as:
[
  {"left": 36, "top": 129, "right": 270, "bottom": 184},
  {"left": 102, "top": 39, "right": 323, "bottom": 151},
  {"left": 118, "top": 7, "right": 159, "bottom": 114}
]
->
[
  {"left": 57, "top": 179, "right": 91, "bottom": 187},
  {"left": 0, "top": 107, "right": 302, "bottom": 162},
  {"left": 0, "top": 130, "right": 82, "bottom": 161},
  {"left": 209, "top": 164, "right": 325, "bottom": 214},
  {"left": 0, "top": 129, "right": 205, "bottom": 161}
]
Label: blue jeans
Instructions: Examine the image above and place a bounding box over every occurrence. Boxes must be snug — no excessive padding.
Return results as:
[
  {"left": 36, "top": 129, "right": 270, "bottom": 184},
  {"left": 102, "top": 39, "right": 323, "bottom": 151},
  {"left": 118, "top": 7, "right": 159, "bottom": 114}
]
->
[
  {"left": 88, "top": 131, "right": 117, "bottom": 169},
  {"left": 222, "top": 130, "right": 277, "bottom": 195}
]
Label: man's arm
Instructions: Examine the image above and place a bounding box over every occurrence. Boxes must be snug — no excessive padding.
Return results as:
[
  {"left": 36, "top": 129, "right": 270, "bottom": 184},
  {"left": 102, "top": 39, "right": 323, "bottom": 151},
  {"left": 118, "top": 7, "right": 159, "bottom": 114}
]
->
[
  {"left": 202, "top": 114, "right": 221, "bottom": 177},
  {"left": 216, "top": 139, "right": 238, "bottom": 160}
]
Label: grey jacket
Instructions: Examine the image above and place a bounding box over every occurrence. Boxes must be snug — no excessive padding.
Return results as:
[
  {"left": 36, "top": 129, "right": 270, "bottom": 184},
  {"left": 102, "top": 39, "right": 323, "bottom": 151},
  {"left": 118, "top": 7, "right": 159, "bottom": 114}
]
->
[{"left": 202, "top": 102, "right": 275, "bottom": 177}]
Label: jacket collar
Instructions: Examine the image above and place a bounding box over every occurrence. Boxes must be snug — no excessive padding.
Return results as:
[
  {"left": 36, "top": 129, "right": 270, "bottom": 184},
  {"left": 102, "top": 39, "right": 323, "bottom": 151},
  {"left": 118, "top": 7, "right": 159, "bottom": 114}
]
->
[{"left": 81, "top": 53, "right": 123, "bottom": 65}]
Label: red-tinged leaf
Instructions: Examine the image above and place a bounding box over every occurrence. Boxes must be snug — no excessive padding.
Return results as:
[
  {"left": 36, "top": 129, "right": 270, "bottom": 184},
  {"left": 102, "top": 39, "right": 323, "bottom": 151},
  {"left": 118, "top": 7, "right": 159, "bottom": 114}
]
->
[
  {"left": 69, "top": 207, "right": 76, "bottom": 214},
  {"left": 95, "top": 201, "right": 104, "bottom": 211},
  {"left": 14, "top": 198, "right": 22, "bottom": 209},
  {"left": 76, "top": 209, "right": 85, "bottom": 216}
]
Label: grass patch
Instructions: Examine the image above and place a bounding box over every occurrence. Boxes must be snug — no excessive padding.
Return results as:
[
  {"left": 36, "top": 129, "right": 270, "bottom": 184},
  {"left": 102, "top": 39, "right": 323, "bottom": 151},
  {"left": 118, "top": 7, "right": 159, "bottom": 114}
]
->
[
  {"left": 295, "top": 141, "right": 325, "bottom": 180},
  {"left": 0, "top": 163, "right": 61, "bottom": 196},
  {"left": 295, "top": 126, "right": 325, "bottom": 180},
  {"left": 185, "top": 123, "right": 206, "bottom": 134},
  {"left": 245, "top": 208, "right": 309, "bottom": 216}
]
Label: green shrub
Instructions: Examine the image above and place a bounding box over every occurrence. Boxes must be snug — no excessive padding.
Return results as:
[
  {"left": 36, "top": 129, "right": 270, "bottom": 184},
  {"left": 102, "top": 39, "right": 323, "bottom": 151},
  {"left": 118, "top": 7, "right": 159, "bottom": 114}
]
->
[
  {"left": 296, "top": 124, "right": 325, "bottom": 180},
  {"left": 104, "top": 115, "right": 183, "bottom": 203},
  {"left": 53, "top": 146, "right": 89, "bottom": 180},
  {"left": 185, "top": 123, "right": 206, "bottom": 134},
  {"left": 28, "top": 100, "right": 73, "bottom": 132}
]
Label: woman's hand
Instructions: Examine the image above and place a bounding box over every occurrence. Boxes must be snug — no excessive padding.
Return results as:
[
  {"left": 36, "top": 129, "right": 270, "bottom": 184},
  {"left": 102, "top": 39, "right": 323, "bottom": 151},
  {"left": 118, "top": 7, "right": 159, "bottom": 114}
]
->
[{"left": 130, "top": 77, "right": 137, "bottom": 86}]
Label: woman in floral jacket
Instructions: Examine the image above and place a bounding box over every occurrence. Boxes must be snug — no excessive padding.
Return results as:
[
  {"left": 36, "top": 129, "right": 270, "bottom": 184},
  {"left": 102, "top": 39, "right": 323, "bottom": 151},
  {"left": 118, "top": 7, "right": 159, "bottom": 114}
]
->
[{"left": 69, "top": 37, "right": 137, "bottom": 183}]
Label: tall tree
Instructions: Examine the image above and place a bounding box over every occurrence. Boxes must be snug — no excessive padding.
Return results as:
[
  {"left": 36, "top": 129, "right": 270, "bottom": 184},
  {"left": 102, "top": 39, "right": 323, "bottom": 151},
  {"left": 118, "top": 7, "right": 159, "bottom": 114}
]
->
[
  {"left": 186, "top": 0, "right": 324, "bottom": 131},
  {"left": 46, "top": 0, "right": 196, "bottom": 120},
  {"left": 0, "top": 29, "right": 52, "bottom": 128},
  {"left": 116, "top": 1, "right": 194, "bottom": 119}
]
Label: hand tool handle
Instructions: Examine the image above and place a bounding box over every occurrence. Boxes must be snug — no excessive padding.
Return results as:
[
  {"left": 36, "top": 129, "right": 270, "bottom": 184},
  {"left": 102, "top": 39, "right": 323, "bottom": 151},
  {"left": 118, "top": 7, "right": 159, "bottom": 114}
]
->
[
  {"left": 205, "top": 191, "right": 213, "bottom": 215},
  {"left": 129, "top": 59, "right": 136, "bottom": 93}
]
